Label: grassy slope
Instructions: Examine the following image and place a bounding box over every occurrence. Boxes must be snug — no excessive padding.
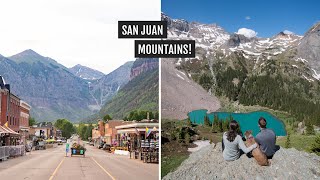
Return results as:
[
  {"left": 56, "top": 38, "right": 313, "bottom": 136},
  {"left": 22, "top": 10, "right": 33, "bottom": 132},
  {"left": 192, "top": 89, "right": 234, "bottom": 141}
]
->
[
  {"left": 99, "top": 68, "right": 158, "bottom": 119},
  {"left": 161, "top": 119, "right": 223, "bottom": 178}
]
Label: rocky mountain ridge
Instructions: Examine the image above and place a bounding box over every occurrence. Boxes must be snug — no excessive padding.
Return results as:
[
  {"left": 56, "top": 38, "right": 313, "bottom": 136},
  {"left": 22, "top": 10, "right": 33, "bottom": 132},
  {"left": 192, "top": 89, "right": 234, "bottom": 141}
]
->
[
  {"left": 162, "top": 13, "right": 320, "bottom": 125},
  {"left": 162, "top": 13, "right": 318, "bottom": 81},
  {"left": 69, "top": 64, "right": 105, "bottom": 80},
  {"left": 97, "top": 58, "right": 159, "bottom": 120},
  {"left": 0, "top": 50, "right": 132, "bottom": 121},
  {"left": 88, "top": 61, "right": 133, "bottom": 109},
  {"left": 130, "top": 58, "right": 159, "bottom": 79}
]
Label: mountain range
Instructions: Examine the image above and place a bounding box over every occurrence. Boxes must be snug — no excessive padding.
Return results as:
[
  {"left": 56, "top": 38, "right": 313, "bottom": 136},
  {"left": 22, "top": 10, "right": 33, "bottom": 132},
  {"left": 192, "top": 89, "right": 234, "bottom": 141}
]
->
[
  {"left": 162, "top": 13, "right": 320, "bottom": 125},
  {"left": 0, "top": 49, "right": 133, "bottom": 122}
]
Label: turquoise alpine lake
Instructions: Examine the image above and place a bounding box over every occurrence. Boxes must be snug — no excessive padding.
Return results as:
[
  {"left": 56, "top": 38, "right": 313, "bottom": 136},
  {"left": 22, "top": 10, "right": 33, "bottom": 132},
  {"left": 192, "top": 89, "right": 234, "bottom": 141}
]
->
[{"left": 188, "top": 110, "right": 286, "bottom": 136}]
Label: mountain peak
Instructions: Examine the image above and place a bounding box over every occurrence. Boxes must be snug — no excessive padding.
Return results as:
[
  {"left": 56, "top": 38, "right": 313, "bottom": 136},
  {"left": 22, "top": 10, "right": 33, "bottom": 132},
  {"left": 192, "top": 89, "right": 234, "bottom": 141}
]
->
[
  {"left": 9, "top": 49, "right": 44, "bottom": 63},
  {"left": 16, "top": 49, "right": 42, "bottom": 57},
  {"left": 69, "top": 64, "right": 105, "bottom": 80}
]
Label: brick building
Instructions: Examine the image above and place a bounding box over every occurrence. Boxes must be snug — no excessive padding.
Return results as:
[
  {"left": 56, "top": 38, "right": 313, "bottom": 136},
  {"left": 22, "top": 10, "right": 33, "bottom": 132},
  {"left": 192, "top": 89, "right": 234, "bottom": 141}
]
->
[
  {"left": 0, "top": 76, "right": 30, "bottom": 133},
  {"left": 92, "top": 119, "right": 132, "bottom": 146},
  {"left": 20, "top": 101, "right": 31, "bottom": 129}
]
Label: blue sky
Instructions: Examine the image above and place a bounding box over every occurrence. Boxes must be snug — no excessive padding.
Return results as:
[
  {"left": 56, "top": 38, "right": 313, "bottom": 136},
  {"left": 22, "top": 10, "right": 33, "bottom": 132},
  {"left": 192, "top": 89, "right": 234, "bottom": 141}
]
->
[{"left": 162, "top": 0, "right": 320, "bottom": 37}]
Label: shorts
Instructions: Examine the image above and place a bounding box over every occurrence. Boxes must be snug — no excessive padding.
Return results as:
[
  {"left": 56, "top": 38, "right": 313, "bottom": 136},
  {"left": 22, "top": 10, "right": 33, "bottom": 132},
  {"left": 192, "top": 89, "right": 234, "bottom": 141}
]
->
[{"left": 66, "top": 148, "right": 69, "bottom": 153}]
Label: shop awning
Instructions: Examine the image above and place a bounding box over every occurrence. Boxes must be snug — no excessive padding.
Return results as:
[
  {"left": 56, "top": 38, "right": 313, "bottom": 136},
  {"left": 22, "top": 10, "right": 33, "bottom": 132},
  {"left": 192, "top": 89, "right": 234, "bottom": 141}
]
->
[
  {"left": 0, "top": 125, "right": 20, "bottom": 136},
  {"left": 0, "top": 125, "right": 10, "bottom": 135}
]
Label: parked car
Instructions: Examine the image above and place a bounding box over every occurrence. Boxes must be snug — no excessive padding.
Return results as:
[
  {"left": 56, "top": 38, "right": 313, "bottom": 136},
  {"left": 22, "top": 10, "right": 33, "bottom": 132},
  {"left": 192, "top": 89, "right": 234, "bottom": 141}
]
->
[
  {"left": 57, "top": 140, "right": 63, "bottom": 145},
  {"left": 98, "top": 142, "right": 105, "bottom": 149},
  {"left": 35, "top": 141, "right": 46, "bottom": 150},
  {"left": 102, "top": 144, "right": 111, "bottom": 151}
]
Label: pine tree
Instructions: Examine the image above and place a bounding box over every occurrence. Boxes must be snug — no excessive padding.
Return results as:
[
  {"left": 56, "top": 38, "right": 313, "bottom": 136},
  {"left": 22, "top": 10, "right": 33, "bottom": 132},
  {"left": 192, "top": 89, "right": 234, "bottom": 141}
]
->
[
  {"left": 306, "top": 122, "right": 315, "bottom": 135},
  {"left": 212, "top": 114, "right": 219, "bottom": 133},
  {"left": 187, "top": 118, "right": 192, "bottom": 127},
  {"left": 219, "top": 119, "right": 223, "bottom": 132},
  {"left": 310, "top": 135, "right": 320, "bottom": 156},
  {"left": 285, "top": 132, "right": 291, "bottom": 148},
  {"left": 204, "top": 116, "right": 211, "bottom": 127}
]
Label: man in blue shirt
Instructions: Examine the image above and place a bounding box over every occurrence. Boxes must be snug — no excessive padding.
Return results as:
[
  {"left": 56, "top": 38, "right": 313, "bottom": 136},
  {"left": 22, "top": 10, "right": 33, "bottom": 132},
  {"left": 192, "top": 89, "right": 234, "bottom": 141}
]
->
[{"left": 255, "top": 117, "right": 278, "bottom": 159}]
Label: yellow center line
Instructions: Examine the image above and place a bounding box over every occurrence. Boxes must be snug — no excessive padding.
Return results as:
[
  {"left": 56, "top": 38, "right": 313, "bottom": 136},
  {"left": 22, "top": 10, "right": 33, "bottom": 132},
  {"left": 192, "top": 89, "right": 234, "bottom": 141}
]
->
[
  {"left": 91, "top": 157, "right": 117, "bottom": 180},
  {"left": 49, "top": 157, "right": 65, "bottom": 180}
]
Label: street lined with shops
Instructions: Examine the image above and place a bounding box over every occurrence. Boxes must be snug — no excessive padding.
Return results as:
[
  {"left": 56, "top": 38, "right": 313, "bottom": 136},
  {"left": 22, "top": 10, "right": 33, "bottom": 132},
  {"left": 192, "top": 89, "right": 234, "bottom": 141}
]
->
[{"left": 0, "top": 144, "right": 158, "bottom": 180}]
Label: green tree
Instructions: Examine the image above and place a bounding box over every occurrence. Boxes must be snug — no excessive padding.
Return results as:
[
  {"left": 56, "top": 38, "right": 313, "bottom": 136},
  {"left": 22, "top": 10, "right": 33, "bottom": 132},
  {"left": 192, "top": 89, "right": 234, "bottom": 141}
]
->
[
  {"left": 29, "top": 117, "right": 37, "bottom": 126},
  {"left": 154, "top": 111, "right": 159, "bottom": 120},
  {"left": 204, "top": 116, "right": 211, "bottom": 126},
  {"left": 78, "top": 123, "right": 88, "bottom": 140},
  {"left": 305, "top": 122, "right": 315, "bottom": 135},
  {"left": 285, "top": 132, "right": 291, "bottom": 148},
  {"left": 187, "top": 118, "right": 192, "bottom": 127},
  {"left": 103, "top": 114, "right": 112, "bottom": 122},
  {"left": 54, "top": 119, "right": 76, "bottom": 139},
  {"left": 212, "top": 114, "right": 219, "bottom": 133},
  {"left": 218, "top": 119, "right": 223, "bottom": 132},
  {"left": 310, "top": 135, "right": 320, "bottom": 156},
  {"left": 85, "top": 124, "right": 94, "bottom": 140}
]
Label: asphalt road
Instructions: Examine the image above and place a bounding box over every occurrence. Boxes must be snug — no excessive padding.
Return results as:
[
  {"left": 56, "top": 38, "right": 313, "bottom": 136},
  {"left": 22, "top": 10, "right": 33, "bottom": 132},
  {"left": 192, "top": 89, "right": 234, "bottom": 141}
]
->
[{"left": 0, "top": 145, "right": 159, "bottom": 180}]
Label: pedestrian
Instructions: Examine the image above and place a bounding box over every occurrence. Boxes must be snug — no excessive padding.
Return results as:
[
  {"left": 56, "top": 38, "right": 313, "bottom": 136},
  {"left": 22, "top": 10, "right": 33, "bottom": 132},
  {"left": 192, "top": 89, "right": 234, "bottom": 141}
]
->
[{"left": 66, "top": 141, "right": 70, "bottom": 157}]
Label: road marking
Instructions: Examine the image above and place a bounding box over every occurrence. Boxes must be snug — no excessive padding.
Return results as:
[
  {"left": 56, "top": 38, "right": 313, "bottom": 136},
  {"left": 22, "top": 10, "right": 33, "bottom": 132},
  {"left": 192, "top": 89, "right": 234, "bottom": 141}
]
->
[
  {"left": 91, "top": 157, "right": 116, "bottom": 180},
  {"left": 49, "top": 157, "right": 65, "bottom": 180}
]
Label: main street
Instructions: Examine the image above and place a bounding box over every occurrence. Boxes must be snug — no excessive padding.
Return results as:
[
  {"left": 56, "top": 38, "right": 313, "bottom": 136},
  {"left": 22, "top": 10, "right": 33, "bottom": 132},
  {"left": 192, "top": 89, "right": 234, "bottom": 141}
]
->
[{"left": 0, "top": 145, "right": 159, "bottom": 180}]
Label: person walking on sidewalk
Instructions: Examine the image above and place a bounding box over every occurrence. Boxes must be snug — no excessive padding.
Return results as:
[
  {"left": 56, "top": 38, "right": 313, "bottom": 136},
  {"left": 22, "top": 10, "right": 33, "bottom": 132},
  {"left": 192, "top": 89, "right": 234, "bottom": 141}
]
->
[{"left": 66, "top": 141, "right": 70, "bottom": 157}]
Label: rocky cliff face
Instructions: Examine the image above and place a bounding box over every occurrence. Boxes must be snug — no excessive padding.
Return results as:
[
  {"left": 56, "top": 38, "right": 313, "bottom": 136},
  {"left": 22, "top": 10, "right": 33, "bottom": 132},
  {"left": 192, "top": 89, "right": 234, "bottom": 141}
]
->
[
  {"left": 161, "top": 58, "right": 221, "bottom": 120},
  {"left": 130, "top": 58, "right": 159, "bottom": 79},
  {"left": 97, "top": 58, "right": 159, "bottom": 120},
  {"left": 163, "top": 143, "right": 320, "bottom": 180},
  {"left": 298, "top": 22, "right": 320, "bottom": 74},
  {"left": 89, "top": 61, "right": 133, "bottom": 109}
]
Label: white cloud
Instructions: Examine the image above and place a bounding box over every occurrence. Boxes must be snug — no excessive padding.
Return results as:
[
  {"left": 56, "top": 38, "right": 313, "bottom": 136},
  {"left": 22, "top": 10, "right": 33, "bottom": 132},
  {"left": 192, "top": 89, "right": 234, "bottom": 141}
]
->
[
  {"left": 0, "top": 0, "right": 160, "bottom": 74},
  {"left": 237, "top": 28, "right": 258, "bottom": 38},
  {"left": 283, "top": 30, "right": 294, "bottom": 35},
  {"left": 245, "top": 16, "right": 251, "bottom": 20}
]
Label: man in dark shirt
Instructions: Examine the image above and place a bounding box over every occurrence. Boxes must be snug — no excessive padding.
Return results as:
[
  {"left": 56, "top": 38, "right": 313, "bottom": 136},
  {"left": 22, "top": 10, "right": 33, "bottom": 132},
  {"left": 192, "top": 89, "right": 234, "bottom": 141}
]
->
[{"left": 255, "top": 117, "right": 277, "bottom": 159}]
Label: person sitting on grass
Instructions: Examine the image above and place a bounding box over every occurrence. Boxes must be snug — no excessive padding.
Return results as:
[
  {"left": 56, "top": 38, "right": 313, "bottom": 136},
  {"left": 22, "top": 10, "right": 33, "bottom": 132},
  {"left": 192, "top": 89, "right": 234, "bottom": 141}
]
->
[{"left": 222, "top": 120, "right": 257, "bottom": 161}]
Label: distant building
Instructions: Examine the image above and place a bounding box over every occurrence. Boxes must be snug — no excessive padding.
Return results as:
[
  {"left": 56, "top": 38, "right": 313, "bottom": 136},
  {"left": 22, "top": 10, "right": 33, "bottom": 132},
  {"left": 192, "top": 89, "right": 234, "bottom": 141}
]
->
[
  {"left": 19, "top": 101, "right": 31, "bottom": 144},
  {"left": 92, "top": 119, "right": 132, "bottom": 146},
  {"left": 29, "top": 122, "right": 60, "bottom": 139}
]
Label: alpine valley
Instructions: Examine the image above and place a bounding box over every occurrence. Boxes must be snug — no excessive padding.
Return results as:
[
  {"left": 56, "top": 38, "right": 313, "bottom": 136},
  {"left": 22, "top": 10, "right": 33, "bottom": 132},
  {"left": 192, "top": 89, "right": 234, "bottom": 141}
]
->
[
  {"left": 161, "top": 13, "right": 320, "bottom": 126},
  {"left": 0, "top": 49, "right": 158, "bottom": 122}
]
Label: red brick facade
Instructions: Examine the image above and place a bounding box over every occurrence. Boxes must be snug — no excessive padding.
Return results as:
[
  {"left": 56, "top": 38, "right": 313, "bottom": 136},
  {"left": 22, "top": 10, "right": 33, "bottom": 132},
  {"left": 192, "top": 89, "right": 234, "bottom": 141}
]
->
[
  {"left": 20, "top": 101, "right": 31, "bottom": 128},
  {"left": 8, "top": 94, "right": 20, "bottom": 132},
  {"left": 0, "top": 76, "right": 30, "bottom": 133}
]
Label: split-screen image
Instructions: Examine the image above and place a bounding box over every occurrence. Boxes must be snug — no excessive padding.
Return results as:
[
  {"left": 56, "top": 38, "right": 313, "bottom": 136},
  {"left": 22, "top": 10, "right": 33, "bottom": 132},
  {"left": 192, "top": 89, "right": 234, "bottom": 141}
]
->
[{"left": 0, "top": 0, "right": 320, "bottom": 180}]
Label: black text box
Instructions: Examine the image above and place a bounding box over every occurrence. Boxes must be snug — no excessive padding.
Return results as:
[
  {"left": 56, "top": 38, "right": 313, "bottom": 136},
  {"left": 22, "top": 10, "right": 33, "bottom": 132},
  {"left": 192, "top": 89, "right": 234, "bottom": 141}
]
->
[{"left": 118, "top": 21, "right": 167, "bottom": 38}]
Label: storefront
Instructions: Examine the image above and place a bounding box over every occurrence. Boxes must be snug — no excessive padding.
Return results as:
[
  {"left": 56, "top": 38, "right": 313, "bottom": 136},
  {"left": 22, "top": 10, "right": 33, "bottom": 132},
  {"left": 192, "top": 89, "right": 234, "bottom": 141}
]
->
[
  {"left": 115, "top": 121, "right": 159, "bottom": 163},
  {"left": 0, "top": 125, "right": 21, "bottom": 146}
]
